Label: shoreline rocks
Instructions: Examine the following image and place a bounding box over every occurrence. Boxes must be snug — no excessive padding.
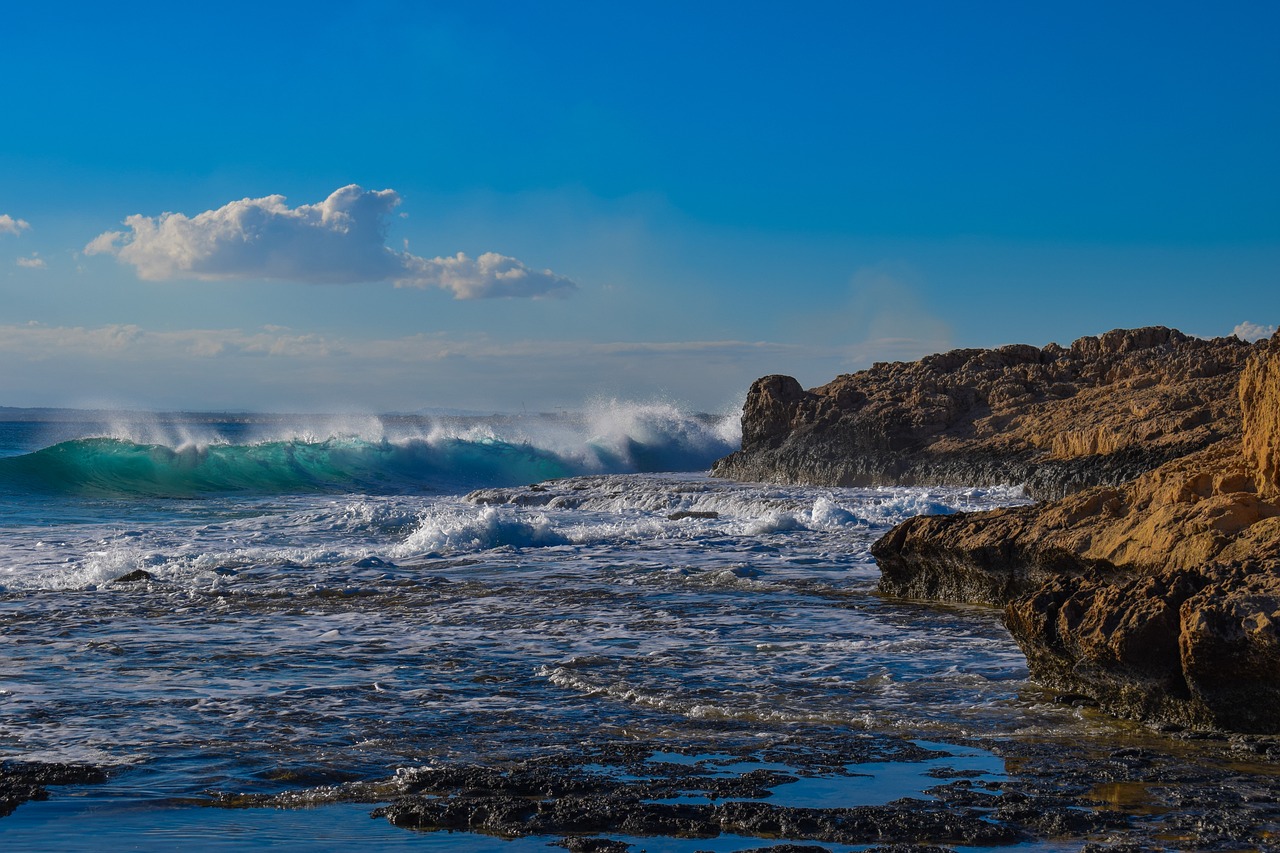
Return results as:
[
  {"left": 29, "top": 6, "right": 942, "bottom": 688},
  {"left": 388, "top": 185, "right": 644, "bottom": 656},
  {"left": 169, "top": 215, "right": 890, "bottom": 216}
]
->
[
  {"left": 717, "top": 326, "right": 1280, "bottom": 734},
  {"left": 0, "top": 761, "right": 107, "bottom": 819},
  {"left": 712, "top": 327, "right": 1250, "bottom": 501}
]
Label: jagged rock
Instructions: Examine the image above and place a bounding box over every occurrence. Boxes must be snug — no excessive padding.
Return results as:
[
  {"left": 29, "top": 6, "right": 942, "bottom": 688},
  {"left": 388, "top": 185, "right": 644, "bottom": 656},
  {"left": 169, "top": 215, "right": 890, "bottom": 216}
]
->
[
  {"left": 717, "top": 326, "right": 1280, "bottom": 733},
  {"left": 713, "top": 327, "right": 1251, "bottom": 500},
  {"left": 870, "top": 331, "right": 1280, "bottom": 732},
  {"left": 873, "top": 440, "right": 1280, "bottom": 606},
  {"left": 0, "top": 761, "right": 107, "bottom": 819},
  {"left": 1240, "top": 335, "right": 1280, "bottom": 493}
]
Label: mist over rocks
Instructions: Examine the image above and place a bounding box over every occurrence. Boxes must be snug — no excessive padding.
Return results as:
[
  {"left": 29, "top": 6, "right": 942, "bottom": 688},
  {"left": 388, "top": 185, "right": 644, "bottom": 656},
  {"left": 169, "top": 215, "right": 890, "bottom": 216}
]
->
[{"left": 716, "top": 326, "right": 1280, "bottom": 734}]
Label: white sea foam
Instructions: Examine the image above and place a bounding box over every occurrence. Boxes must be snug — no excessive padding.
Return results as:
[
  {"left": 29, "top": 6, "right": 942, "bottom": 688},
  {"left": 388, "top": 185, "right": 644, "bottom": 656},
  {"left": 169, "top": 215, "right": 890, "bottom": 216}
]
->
[{"left": 395, "top": 506, "right": 569, "bottom": 554}]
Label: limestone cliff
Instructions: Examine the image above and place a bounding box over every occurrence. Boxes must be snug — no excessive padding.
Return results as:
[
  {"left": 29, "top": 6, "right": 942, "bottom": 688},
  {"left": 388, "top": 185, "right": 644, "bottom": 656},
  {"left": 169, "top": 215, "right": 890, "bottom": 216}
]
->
[
  {"left": 871, "top": 330, "right": 1280, "bottom": 732},
  {"left": 712, "top": 328, "right": 1251, "bottom": 500}
]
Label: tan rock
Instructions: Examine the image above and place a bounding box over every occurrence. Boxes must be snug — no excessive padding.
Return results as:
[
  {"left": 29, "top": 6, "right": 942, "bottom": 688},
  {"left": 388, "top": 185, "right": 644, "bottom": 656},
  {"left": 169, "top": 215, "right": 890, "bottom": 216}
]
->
[
  {"left": 714, "top": 327, "right": 1251, "bottom": 500},
  {"left": 723, "top": 325, "right": 1280, "bottom": 732},
  {"left": 1240, "top": 330, "right": 1280, "bottom": 494},
  {"left": 873, "top": 332, "right": 1280, "bottom": 732}
]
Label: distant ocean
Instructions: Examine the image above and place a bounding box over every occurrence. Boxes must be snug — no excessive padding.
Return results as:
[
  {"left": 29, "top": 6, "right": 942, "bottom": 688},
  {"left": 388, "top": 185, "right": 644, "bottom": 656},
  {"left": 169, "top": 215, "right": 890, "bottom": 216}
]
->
[{"left": 0, "top": 404, "right": 1198, "bottom": 850}]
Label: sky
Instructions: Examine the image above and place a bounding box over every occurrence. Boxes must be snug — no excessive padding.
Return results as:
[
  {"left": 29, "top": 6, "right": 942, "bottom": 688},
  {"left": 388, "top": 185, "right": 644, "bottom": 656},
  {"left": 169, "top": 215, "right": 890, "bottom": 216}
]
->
[{"left": 1, "top": 1, "right": 1277, "bottom": 413}]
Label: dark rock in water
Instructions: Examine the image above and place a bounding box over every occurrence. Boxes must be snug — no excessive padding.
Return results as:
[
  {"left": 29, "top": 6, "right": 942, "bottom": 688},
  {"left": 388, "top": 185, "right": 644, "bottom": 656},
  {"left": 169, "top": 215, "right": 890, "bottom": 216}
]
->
[
  {"left": 714, "top": 327, "right": 1250, "bottom": 501},
  {"left": 0, "top": 761, "right": 108, "bottom": 818},
  {"left": 732, "top": 840, "right": 839, "bottom": 845},
  {"left": 375, "top": 795, "right": 1021, "bottom": 846},
  {"left": 667, "top": 510, "right": 719, "bottom": 520},
  {"left": 112, "top": 568, "right": 154, "bottom": 584},
  {"left": 352, "top": 557, "right": 396, "bottom": 569},
  {"left": 212, "top": 733, "right": 1280, "bottom": 850},
  {"left": 357, "top": 752, "right": 1018, "bottom": 846},
  {"left": 550, "top": 835, "right": 629, "bottom": 845},
  {"left": 553, "top": 838, "right": 631, "bottom": 852}
]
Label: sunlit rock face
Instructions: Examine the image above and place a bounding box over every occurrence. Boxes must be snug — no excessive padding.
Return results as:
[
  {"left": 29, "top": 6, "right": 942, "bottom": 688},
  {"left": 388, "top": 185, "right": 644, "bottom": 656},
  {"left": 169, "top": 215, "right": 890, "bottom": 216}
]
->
[
  {"left": 872, "top": 331, "right": 1280, "bottom": 733},
  {"left": 714, "top": 327, "right": 1252, "bottom": 501},
  {"left": 1240, "top": 329, "right": 1280, "bottom": 495},
  {"left": 719, "top": 326, "right": 1280, "bottom": 733}
]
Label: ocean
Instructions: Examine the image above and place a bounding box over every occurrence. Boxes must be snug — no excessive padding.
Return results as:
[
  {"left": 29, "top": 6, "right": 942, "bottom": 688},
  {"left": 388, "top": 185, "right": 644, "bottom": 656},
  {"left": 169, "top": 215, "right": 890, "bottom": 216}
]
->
[{"left": 0, "top": 405, "right": 1276, "bottom": 851}]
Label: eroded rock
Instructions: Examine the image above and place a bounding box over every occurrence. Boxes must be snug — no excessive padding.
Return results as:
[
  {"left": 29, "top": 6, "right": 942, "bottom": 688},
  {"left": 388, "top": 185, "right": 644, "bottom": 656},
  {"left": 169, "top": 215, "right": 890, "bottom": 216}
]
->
[
  {"left": 871, "top": 331, "right": 1280, "bottom": 732},
  {"left": 714, "top": 327, "right": 1251, "bottom": 500}
]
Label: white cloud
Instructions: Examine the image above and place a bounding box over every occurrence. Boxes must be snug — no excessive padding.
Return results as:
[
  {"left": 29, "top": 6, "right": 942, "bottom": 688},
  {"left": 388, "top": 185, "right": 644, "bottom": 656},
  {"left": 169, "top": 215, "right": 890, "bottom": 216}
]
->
[
  {"left": 0, "top": 214, "right": 30, "bottom": 236},
  {"left": 1234, "top": 321, "right": 1277, "bottom": 343},
  {"left": 85, "top": 185, "right": 577, "bottom": 299},
  {"left": 16, "top": 253, "right": 46, "bottom": 269},
  {"left": 398, "top": 251, "right": 576, "bottom": 299}
]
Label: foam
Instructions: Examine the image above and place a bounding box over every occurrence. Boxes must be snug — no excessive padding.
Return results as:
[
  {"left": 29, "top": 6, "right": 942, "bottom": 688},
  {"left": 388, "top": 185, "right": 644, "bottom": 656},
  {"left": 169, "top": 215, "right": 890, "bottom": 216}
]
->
[{"left": 0, "top": 404, "right": 742, "bottom": 497}]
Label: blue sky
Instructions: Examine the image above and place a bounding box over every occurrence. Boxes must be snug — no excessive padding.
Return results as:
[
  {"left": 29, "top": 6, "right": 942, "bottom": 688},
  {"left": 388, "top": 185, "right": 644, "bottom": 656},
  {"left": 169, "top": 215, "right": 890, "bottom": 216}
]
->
[{"left": 1, "top": 1, "right": 1276, "bottom": 412}]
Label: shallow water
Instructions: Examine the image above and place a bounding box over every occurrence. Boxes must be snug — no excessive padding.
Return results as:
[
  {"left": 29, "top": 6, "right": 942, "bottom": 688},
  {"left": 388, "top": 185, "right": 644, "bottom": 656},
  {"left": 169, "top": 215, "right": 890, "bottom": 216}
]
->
[{"left": 1, "top": 412, "right": 1275, "bottom": 850}]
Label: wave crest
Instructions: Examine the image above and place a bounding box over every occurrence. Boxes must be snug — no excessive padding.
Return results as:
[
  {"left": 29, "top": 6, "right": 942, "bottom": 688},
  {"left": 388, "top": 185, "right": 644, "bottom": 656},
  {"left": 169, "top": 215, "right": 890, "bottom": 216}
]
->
[{"left": 0, "top": 404, "right": 741, "bottom": 497}]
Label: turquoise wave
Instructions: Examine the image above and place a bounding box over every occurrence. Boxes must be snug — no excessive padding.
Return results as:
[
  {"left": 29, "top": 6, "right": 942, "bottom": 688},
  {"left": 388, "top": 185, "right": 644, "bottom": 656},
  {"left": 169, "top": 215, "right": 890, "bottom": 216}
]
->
[{"left": 0, "top": 437, "right": 577, "bottom": 498}]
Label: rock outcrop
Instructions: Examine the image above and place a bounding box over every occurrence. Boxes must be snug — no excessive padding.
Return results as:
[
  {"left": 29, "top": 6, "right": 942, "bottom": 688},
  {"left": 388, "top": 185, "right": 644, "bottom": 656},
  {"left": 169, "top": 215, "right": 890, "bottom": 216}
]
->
[
  {"left": 712, "top": 327, "right": 1251, "bottom": 500},
  {"left": 869, "top": 330, "right": 1280, "bottom": 732},
  {"left": 717, "top": 326, "right": 1280, "bottom": 733}
]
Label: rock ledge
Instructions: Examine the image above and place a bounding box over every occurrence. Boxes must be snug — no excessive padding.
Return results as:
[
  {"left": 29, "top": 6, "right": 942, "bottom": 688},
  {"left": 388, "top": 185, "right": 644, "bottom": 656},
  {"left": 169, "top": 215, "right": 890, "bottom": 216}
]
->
[{"left": 718, "top": 327, "right": 1280, "bottom": 733}]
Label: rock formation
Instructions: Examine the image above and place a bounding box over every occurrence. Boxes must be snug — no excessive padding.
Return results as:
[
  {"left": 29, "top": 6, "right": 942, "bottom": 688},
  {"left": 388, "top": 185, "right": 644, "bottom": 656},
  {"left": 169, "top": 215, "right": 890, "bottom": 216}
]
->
[
  {"left": 875, "top": 330, "right": 1280, "bottom": 732},
  {"left": 712, "top": 327, "right": 1251, "bottom": 500},
  {"left": 718, "top": 326, "right": 1280, "bottom": 733}
]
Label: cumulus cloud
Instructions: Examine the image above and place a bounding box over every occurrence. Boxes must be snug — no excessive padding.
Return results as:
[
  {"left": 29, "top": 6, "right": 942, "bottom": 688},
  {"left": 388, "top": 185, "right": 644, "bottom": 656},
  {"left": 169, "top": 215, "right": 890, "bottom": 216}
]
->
[
  {"left": 398, "top": 251, "right": 576, "bottom": 299},
  {"left": 1234, "top": 321, "right": 1278, "bottom": 343},
  {"left": 85, "top": 185, "right": 577, "bottom": 299},
  {"left": 0, "top": 214, "right": 30, "bottom": 236},
  {"left": 16, "top": 253, "right": 45, "bottom": 269}
]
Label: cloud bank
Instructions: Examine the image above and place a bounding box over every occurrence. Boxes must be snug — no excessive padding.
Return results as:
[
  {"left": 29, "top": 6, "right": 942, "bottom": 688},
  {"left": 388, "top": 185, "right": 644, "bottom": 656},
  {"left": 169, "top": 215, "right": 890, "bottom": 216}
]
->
[
  {"left": 1235, "top": 321, "right": 1278, "bottom": 342},
  {"left": 85, "top": 185, "right": 577, "bottom": 299},
  {"left": 0, "top": 321, "right": 843, "bottom": 411},
  {"left": 0, "top": 214, "right": 30, "bottom": 236}
]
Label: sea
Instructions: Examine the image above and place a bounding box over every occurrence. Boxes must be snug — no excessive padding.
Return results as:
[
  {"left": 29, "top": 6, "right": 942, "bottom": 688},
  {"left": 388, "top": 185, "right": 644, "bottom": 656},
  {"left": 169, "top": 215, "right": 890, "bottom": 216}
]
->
[{"left": 0, "top": 404, "right": 1274, "bottom": 851}]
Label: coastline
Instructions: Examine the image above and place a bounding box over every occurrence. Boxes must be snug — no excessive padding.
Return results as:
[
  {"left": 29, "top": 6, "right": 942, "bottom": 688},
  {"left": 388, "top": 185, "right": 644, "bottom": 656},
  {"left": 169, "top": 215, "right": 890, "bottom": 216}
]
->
[
  {"left": 716, "top": 326, "right": 1280, "bottom": 736},
  {"left": 3, "top": 394, "right": 1280, "bottom": 851}
]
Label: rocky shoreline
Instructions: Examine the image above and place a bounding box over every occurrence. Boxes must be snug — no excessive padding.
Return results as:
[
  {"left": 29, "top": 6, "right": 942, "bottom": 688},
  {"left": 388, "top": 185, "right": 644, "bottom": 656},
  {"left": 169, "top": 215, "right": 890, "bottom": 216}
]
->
[
  {"left": 209, "top": 730, "right": 1280, "bottom": 851},
  {"left": 716, "top": 326, "right": 1280, "bottom": 734},
  {"left": 0, "top": 761, "right": 106, "bottom": 818},
  {"left": 712, "top": 327, "right": 1250, "bottom": 501}
]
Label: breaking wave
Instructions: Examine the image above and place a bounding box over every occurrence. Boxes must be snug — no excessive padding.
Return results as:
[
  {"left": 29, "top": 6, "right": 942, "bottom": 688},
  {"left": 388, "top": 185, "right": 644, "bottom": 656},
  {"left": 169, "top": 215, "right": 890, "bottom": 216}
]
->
[{"left": 0, "top": 403, "right": 740, "bottom": 498}]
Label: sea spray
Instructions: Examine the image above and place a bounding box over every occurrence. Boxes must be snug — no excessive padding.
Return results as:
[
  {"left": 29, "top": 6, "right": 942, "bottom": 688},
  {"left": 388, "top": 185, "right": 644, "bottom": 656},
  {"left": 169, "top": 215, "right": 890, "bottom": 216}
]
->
[{"left": 0, "top": 403, "right": 741, "bottom": 497}]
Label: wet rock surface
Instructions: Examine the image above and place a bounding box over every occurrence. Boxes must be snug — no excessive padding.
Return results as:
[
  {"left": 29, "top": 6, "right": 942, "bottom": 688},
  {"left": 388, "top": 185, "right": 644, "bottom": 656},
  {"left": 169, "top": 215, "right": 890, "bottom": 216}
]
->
[
  {"left": 0, "top": 761, "right": 107, "bottom": 818},
  {"left": 206, "top": 730, "right": 1280, "bottom": 851}
]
